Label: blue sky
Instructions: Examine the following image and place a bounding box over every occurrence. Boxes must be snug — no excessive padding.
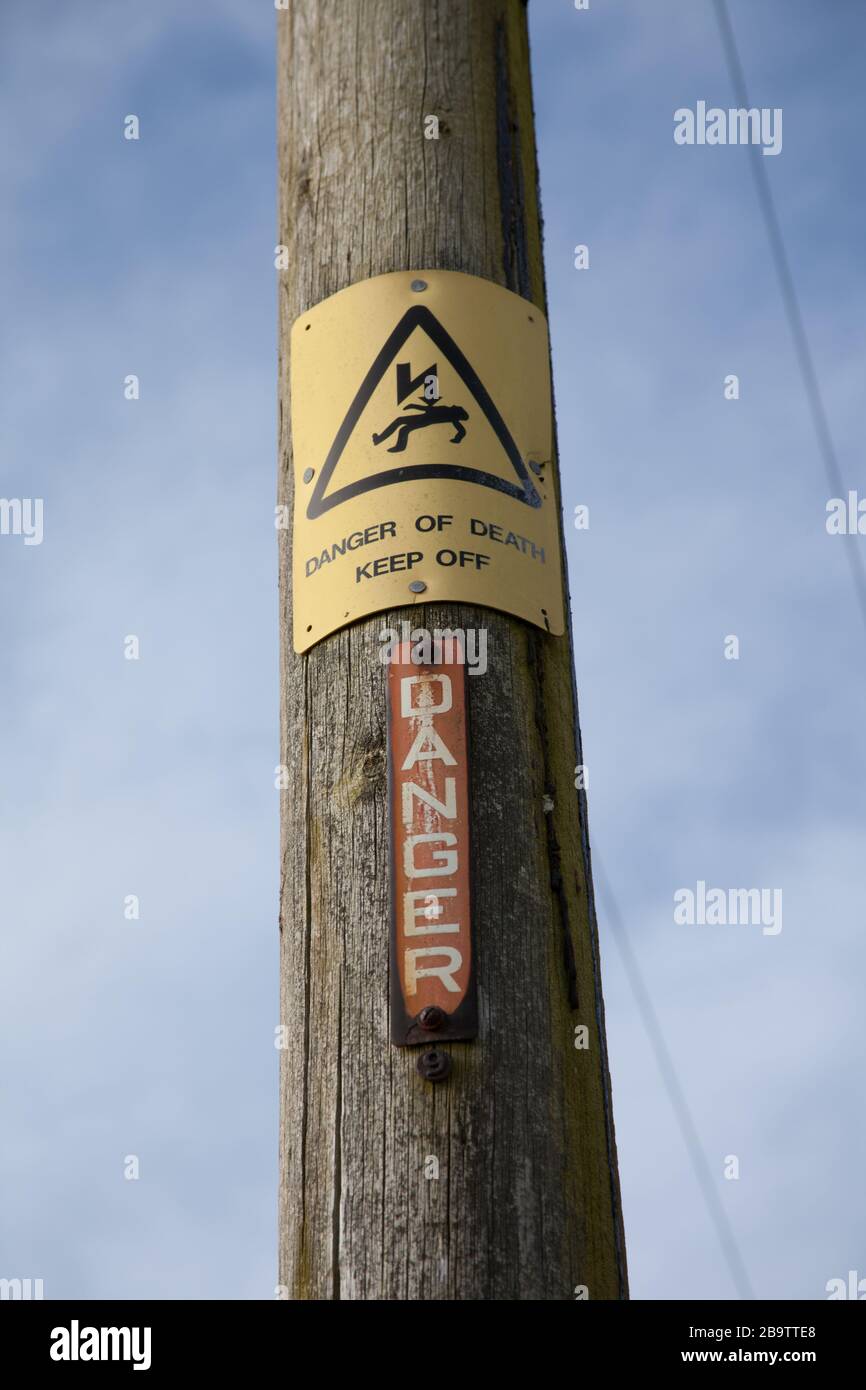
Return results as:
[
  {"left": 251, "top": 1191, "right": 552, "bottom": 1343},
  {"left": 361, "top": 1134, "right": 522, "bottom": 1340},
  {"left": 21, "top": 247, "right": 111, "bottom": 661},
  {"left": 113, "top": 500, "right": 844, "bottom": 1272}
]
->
[{"left": 1, "top": 0, "right": 863, "bottom": 1300}]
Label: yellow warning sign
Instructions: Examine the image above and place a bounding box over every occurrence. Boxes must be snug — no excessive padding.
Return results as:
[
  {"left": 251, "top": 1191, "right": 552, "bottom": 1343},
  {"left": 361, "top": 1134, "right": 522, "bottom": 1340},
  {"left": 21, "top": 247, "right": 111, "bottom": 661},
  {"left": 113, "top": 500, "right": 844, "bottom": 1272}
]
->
[{"left": 290, "top": 270, "right": 564, "bottom": 652}]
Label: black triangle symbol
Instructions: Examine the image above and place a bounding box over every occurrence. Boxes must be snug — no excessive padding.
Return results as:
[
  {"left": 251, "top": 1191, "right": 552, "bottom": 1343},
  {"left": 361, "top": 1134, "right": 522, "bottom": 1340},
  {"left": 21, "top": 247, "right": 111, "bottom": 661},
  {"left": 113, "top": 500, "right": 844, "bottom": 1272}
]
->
[{"left": 306, "top": 304, "right": 542, "bottom": 519}]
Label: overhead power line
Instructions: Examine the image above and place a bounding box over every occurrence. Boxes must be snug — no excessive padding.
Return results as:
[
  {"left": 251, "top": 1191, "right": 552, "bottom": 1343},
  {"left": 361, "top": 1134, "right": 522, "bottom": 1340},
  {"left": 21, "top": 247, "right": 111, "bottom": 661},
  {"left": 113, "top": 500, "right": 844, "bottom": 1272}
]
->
[
  {"left": 712, "top": 0, "right": 866, "bottom": 634},
  {"left": 595, "top": 858, "right": 756, "bottom": 1300}
]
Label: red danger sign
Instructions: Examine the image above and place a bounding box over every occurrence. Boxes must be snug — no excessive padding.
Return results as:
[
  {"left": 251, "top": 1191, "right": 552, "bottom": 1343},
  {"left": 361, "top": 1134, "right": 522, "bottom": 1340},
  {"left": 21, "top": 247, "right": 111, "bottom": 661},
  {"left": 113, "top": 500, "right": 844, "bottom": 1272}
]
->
[{"left": 387, "top": 641, "right": 477, "bottom": 1045}]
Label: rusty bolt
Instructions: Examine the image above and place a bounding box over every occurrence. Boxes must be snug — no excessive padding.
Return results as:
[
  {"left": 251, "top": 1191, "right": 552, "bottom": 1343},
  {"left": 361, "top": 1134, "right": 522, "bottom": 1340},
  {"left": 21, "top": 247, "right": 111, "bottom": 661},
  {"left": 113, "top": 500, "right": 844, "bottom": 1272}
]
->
[
  {"left": 417, "top": 1049, "right": 451, "bottom": 1083},
  {"left": 417, "top": 1005, "right": 445, "bottom": 1032}
]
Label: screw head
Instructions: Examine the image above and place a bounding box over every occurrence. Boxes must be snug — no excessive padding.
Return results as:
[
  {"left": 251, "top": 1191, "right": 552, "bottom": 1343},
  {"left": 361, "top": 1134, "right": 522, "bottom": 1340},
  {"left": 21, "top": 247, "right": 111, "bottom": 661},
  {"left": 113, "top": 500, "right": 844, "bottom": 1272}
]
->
[
  {"left": 409, "top": 580, "right": 427, "bottom": 594},
  {"left": 418, "top": 1005, "right": 445, "bottom": 1032},
  {"left": 302, "top": 467, "right": 314, "bottom": 483},
  {"left": 411, "top": 279, "right": 428, "bottom": 292},
  {"left": 417, "top": 1049, "right": 451, "bottom": 1083}
]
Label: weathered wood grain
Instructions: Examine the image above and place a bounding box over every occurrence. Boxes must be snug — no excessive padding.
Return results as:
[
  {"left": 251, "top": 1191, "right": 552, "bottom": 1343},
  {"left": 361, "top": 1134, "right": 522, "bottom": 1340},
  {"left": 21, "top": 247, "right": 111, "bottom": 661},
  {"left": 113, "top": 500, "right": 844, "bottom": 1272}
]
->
[{"left": 277, "top": 0, "right": 628, "bottom": 1300}]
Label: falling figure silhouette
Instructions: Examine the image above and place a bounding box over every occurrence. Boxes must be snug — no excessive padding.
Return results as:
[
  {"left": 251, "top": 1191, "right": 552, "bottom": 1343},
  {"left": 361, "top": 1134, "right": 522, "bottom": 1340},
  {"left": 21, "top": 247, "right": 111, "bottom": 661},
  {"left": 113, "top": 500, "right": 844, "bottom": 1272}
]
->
[{"left": 372, "top": 399, "right": 469, "bottom": 453}]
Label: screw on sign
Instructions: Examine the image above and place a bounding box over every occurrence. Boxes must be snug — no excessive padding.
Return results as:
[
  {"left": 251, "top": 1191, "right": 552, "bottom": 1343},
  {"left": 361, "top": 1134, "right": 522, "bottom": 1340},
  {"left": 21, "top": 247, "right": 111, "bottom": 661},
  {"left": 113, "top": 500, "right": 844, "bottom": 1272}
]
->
[{"left": 387, "top": 639, "right": 476, "bottom": 1064}]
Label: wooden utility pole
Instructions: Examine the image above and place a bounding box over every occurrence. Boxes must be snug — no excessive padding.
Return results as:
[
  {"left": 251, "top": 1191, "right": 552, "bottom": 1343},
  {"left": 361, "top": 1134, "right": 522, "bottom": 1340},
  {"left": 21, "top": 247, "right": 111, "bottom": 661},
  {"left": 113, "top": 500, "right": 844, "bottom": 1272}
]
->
[{"left": 277, "top": 0, "right": 628, "bottom": 1300}]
